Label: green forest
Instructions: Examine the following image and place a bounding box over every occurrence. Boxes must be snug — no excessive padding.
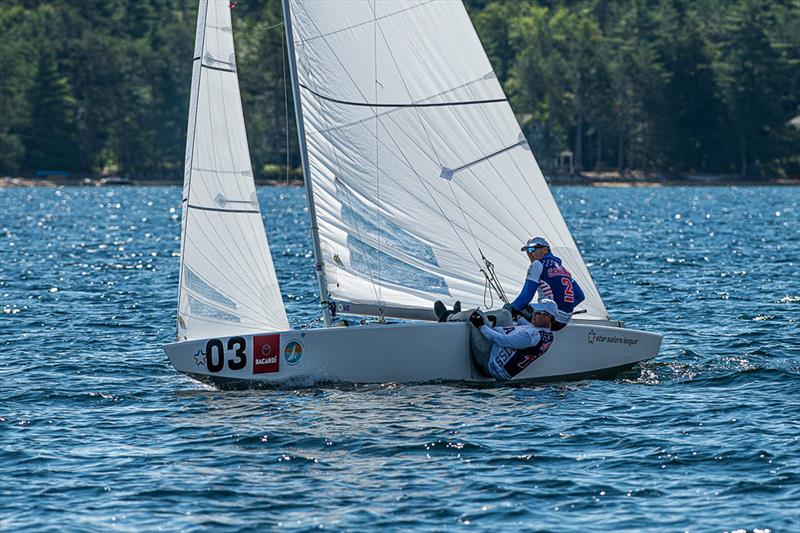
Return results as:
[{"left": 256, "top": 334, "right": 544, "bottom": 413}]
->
[{"left": 1, "top": 0, "right": 799, "bottom": 179}]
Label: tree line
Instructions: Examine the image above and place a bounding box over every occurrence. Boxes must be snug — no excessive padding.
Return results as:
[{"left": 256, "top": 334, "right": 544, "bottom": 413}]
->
[{"left": 1, "top": 0, "right": 798, "bottom": 179}]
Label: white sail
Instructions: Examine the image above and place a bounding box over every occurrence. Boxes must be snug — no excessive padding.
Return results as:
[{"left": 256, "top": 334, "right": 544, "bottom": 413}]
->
[
  {"left": 177, "top": 0, "right": 289, "bottom": 340},
  {"left": 286, "top": 0, "right": 608, "bottom": 320}
]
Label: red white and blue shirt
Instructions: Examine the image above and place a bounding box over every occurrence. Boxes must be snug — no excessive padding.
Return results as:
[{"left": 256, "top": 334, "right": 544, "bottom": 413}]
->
[
  {"left": 511, "top": 253, "right": 585, "bottom": 324},
  {"left": 480, "top": 319, "right": 554, "bottom": 381}
]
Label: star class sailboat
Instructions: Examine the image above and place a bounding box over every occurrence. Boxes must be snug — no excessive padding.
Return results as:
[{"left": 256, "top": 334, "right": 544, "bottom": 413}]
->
[{"left": 163, "top": 0, "right": 662, "bottom": 387}]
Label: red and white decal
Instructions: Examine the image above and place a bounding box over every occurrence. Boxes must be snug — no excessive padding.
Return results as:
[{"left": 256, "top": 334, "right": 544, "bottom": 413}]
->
[{"left": 252, "top": 334, "right": 280, "bottom": 374}]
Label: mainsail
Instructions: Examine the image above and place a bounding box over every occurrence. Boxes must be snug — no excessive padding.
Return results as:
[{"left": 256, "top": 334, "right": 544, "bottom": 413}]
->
[
  {"left": 177, "top": 0, "right": 289, "bottom": 340},
  {"left": 285, "top": 0, "right": 609, "bottom": 320}
]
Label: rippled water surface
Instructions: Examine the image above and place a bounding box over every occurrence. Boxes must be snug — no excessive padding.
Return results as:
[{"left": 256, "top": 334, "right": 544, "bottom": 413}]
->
[{"left": 1, "top": 185, "right": 798, "bottom": 531}]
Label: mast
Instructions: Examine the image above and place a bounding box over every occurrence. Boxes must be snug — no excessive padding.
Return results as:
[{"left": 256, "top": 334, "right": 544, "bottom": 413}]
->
[{"left": 282, "top": 0, "right": 332, "bottom": 327}]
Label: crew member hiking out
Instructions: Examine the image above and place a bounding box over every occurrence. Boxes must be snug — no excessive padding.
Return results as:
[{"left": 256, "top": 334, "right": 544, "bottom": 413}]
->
[
  {"left": 469, "top": 299, "right": 557, "bottom": 381},
  {"left": 504, "top": 236, "right": 585, "bottom": 331}
]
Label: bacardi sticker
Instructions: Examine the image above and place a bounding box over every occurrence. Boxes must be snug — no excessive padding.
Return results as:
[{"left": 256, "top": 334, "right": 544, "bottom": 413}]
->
[
  {"left": 253, "top": 334, "right": 280, "bottom": 374},
  {"left": 283, "top": 340, "right": 303, "bottom": 365}
]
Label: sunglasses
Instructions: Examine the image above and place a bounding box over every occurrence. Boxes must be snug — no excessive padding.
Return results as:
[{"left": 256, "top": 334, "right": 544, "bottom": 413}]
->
[{"left": 525, "top": 246, "right": 546, "bottom": 252}]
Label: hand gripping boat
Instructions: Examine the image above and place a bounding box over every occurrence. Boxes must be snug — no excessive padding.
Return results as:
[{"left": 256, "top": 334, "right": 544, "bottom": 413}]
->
[{"left": 164, "top": 0, "right": 662, "bottom": 387}]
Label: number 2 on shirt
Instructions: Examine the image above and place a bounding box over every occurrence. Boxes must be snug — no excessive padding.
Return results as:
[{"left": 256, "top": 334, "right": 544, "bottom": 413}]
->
[{"left": 561, "top": 278, "right": 574, "bottom": 303}]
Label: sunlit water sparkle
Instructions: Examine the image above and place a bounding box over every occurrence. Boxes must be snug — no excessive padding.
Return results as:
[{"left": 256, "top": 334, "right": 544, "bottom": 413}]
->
[{"left": 1, "top": 186, "right": 798, "bottom": 531}]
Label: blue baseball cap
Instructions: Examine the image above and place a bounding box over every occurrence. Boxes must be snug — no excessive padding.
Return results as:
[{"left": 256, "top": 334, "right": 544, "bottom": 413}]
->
[{"left": 521, "top": 236, "right": 549, "bottom": 251}]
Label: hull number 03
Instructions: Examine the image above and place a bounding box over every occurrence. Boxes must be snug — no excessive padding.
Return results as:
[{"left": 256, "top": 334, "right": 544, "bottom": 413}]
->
[{"left": 205, "top": 337, "right": 247, "bottom": 373}]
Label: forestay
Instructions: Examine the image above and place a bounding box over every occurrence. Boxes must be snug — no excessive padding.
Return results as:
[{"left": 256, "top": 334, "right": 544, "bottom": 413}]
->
[
  {"left": 286, "top": 0, "right": 608, "bottom": 320},
  {"left": 177, "top": 0, "right": 289, "bottom": 340}
]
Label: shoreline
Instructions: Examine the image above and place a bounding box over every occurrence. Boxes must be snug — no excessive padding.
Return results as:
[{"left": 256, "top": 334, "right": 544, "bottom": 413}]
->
[{"left": 2, "top": 175, "right": 798, "bottom": 189}]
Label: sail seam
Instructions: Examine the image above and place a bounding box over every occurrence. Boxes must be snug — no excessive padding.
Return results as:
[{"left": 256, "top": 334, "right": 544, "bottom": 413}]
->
[
  {"left": 298, "top": 83, "right": 506, "bottom": 109},
  {"left": 312, "top": 75, "right": 499, "bottom": 135},
  {"left": 293, "top": 0, "right": 436, "bottom": 45}
]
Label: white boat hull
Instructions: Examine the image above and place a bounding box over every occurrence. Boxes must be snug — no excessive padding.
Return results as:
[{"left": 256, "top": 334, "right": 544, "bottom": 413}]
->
[{"left": 163, "top": 322, "right": 662, "bottom": 387}]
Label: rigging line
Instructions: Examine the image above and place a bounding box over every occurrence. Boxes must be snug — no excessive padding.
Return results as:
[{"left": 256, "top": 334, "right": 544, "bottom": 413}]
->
[
  {"left": 379, "top": 110, "right": 534, "bottom": 243},
  {"left": 433, "top": 101, "right": 555, "bottom": 237},
  {"left": 448, "top": 178, "right": 483, "bottom": 270},
  {"left": 310, "top": 126, "right": 515, "bottom": 269},
  {"left": 295, "top": 25, "right": 381, "bottom": 304},
  {"left": 292, "top": 0, "right": 436, "bottom": 45},
  {"left": 373, "top": 0, "right": 382, "bottom": 307},
  {"left": 206, "top": 38, "right": 275, "bottom": 295},
  {"left": 370, "top": 6, "right": 441, "bottom": 166},
  {"left": 307, "top": 126, "right": 512, "bottom": 265},
  {"left": 390, "top": 33, "right": 545, "bottom": 238},
  {"left": 369, "top": 9, "right": 484, "bottom": 271},
  {"left": 190, "top": 137, "right": 274, "bottom": 298},
  {"left": 295, "top": 5, "right": 516, "bottom": 279},
  {"left": 295, "top": 3, "right": 374, "bottom": 112},
  {"left": 460, "top": 78, "right": 603, "bottom": 311},
  {"left": 362, "top": 85, "right": 530, "bottom": 236},
  {"left": 461, "top": 80, "right": 573, "bottom": 249},
  {"left": 281, "top": 11, "right": 290, "bottom": 186},
  {"left": 466, "top": 118, "right": 566, "bottom": 245},
  {"left": 184, "top": 216, "right": 278, "bottom": 316},
  {"left": 207, "top": 5, "right": 278, "bottom": 296},
  {"left": 192, "top": 112, "right": 273, "bottom": 295},
  {"left": 376, "top": 118, "right": 482, "bottom": 270},
  {"left": 297, "top": 83, "right": 507, "bottom": 109},
  {"left": 187, "top": 208, "right": 279, "bottom": 317},
  {"left": 479, "top": 247, "right": 509, "bottom": 304},
  {"left": 179, "top": 0, "right": 211, "bottom": 325},
  {"left": 353, "top": 110, "right": 530, "bottom": 261}
]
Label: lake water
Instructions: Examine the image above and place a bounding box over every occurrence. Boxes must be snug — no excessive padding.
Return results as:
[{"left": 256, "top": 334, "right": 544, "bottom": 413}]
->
[{"left": 1, "top": 185, "right": 798, "bottom": 531}]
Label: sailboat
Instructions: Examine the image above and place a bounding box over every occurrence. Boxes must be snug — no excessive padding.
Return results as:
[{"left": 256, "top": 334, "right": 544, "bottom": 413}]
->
[{"left": 163, "top": 0, "right": 662, "bottom": 387}]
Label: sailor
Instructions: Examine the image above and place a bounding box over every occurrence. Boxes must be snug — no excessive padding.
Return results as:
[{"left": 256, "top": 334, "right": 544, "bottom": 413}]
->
[
  {"left": 504, "top": 236, "right": 585, "bottom": 331},
  {"left": 468, "top": 299, "right": 557, "bottom": 381}
]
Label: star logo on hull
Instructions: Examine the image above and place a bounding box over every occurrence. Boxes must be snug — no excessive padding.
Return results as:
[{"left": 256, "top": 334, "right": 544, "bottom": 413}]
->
[{"left": 193, "top": 349, "right": 207, "bottom": 367}]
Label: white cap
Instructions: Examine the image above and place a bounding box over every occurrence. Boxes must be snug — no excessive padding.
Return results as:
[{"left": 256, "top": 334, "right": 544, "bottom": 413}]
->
[
  {"left": 521, "top": 236, "right": 550, "bottom": 251},
  {"left": 532, "top": 299, "right": 558, "bottom": 319}
]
